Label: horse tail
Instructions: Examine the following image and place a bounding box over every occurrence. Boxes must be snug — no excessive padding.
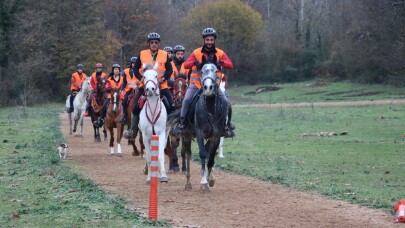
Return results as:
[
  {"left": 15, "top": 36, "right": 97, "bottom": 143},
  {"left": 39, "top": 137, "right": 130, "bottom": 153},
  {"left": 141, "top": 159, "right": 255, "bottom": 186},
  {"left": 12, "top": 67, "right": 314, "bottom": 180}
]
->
[{"left": 166, "top": 109, "right": 181, "bottom": 135}]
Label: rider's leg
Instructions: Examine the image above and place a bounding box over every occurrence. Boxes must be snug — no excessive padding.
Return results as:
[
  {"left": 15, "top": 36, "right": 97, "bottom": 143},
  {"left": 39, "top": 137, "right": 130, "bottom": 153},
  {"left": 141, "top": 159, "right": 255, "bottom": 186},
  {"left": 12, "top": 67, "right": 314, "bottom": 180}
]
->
[
  {"left": 179, "top": 85, "right": 199, "bottom": 130},
  {"left": 69, "top": 90, "right": 76, "bottom": 112},
  {"left": 95, "top": 98, "right": 109, "bottom": 127},
  {"left": 124, "top": 88, "right": 144, "bottom": 139},
  {"left": 217, "top": 89, "right": 234, "bottom": 137},
  {"left": 160, "top": 89, "right": 174, "bottom": 114},
  {"left": 84, "top": 90, "right": 92, "bottom": 116},
  {"left": 121, "top": 91, "right": 130, "bottom": 124}
]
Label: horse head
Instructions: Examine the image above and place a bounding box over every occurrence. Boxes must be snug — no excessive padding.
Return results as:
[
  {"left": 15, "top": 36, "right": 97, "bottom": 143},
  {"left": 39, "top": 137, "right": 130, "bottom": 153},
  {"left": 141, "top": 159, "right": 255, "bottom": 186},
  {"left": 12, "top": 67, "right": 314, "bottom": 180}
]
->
[
  {"left": 174, "top": 78, "right": 188, "bottom": 108},
  {"left": 82, "top": 76, "right": 91, "bottom": 93},
  {"left": 143, "top": 62, "right": 159, "bottom": 97},
  {"left": 97, "top": 78, "right": 107, "bottom": 96},
  {"left": 201, "top": 63, "right": 218, "bottom": 97},
  {"left": 110, "top": 88, "right": 120, "bottom": 112}
]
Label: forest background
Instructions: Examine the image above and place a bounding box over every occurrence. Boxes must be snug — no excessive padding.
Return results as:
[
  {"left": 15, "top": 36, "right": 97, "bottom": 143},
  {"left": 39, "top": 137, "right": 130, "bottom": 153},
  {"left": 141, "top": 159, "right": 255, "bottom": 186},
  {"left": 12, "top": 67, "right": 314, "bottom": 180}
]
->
[{"left": 0, "top": 0, "right": 404, "bottom": 106}]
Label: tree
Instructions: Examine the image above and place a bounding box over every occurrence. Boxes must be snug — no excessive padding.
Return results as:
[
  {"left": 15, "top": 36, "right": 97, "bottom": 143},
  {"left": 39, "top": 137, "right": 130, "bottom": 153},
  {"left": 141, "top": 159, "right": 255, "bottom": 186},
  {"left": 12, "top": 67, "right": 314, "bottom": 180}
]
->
[{"left": 180, "top": 0, "right": 265, "bottom": 83}]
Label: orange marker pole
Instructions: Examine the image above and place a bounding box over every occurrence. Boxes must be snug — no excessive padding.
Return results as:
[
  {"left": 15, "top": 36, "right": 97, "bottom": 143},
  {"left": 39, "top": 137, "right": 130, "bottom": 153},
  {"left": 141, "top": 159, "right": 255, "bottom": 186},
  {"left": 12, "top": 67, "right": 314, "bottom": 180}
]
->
[{"left": 149, "top": 135, "right": 159, "bottom": 221}]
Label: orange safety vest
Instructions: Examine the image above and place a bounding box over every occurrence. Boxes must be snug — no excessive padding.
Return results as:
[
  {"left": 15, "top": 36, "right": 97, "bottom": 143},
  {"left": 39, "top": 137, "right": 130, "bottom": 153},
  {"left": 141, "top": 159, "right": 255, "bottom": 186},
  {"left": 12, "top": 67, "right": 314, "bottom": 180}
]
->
[
  {"left": 123, "top": 68, "right": 143, "bottom": 93},
  {"left": 106, "top": 76, "right": 124, "bottom": 99},
  {"left": 170, "top": 61, "right": 189, "bottom": 89},
  {"left": 70, "top": 72, "right": 87, "bottom": 90},
  {"left": 140, "top": 49, "right": 169, "bottom": 89},
  {"left": 90, "top": 72, "right": 107, "bottom": 91},
  {"left": 189, "top": 47, "right": 224, "bottom": 89}
]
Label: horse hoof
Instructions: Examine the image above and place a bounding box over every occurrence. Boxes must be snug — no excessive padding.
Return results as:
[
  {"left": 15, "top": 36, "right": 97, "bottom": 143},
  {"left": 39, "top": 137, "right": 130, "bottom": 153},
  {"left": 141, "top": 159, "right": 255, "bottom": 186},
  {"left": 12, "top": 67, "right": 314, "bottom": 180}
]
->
[
  {"left": 209, "top": 179, "right": 215, "bottom": 187},
  {"left": 143, "top": 168, "right": 148, "bottom": 175},
  {"left": 185, "top": 183, "right": 192, "bottom": 190},
  {"left": 146, "top": 180, "right": 150, "bottom": 185},
  {"left": 110, "top": 153, "right": 114, "bottom": 157},
  {"left": 200, "top": 183, "right": 210, "bottom": 192},
  {"left": 182, "top": 171, "right": 187, "bottom": 175},
  {"left": 160, "top": 176, "right": 168, "bottom": 183},
  {"left": 168, "top": 170, "right": 174, "bottom": 174},
  {"left": 132, "top": 150, "right": 140, "bottom": 156},
  {"left": 173, "top": 167, "right": 180, "bottom": 172},
  {"left": 69, "top": 132, "right": 72, "bottom": 135},
  {"left": 117, "top": 153, "right": 122, "bottom": 157}
]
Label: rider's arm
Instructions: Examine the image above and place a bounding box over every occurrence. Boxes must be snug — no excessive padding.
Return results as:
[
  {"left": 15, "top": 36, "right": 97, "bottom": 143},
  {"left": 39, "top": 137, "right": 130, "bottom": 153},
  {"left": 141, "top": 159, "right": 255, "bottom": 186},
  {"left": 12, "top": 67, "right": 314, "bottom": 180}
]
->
[
  {"left": 121, "top": 71, "right": 127, "bottom": 90},
  {"left": 162, "top": 60, "right": 173, "bottom": 81},
  {"left": 90, "top": 76, "right": 97, "bottom": 90},
  {"left": 133, "top": 55, "right": 143, "bottom": 80},
  {"left": 183, "top": 52, "right": 197, "bottom": 69},
  {"left": 219, "top": 52, "right": 233, "bottom": 69}
]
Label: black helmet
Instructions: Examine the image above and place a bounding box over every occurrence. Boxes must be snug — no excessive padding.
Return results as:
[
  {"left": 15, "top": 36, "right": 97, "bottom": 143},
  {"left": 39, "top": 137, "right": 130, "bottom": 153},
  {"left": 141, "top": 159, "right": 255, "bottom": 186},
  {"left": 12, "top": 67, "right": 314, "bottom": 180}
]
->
[
  {"left": 77, "top": 64, "right": 84, "bottom": 70},
  {"left": 130, "top": 56, "right": 137, "bottom": 63},
  {"left": 147, "top": 32, "right": 161, "bottom": 42},
  {"left": 112, "top": 63, "right": 121, "bottom": 72},
  {"left": 202, "top": 27, "right": 217, "bottom": 39},
  {"left": 173, "top": 45, "right": 185, "bottom": 53},
  {"left": 163, "top": 46, "right": 173, "bottom": 53}
]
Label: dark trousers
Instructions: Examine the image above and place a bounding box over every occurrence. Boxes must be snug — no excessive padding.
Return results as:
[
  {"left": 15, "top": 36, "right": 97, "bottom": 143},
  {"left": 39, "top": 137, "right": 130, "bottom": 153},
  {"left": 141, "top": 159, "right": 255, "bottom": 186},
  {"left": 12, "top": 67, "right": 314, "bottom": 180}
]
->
[
  {"left": 100, "top": 98, "right": 110, "bottom": 119},
  {"left": 160, "top": 88, "right": 174, "bottom": 114},
  {"left": 132, "top": 88, "right": 145, "bottom": 115},
  {"left": 69, "top": 90, "right": 79, "bottom": 107},
  {"left": 122, "top": 91, "right": 131, "bottom": 119}
]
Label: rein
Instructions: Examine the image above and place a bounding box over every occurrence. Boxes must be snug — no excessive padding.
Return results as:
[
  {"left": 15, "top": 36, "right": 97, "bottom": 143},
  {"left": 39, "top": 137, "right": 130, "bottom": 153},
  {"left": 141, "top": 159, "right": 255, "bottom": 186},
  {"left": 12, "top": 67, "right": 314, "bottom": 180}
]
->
[{"left": 145, "top": 95, "right": 162, "bottom": 135}]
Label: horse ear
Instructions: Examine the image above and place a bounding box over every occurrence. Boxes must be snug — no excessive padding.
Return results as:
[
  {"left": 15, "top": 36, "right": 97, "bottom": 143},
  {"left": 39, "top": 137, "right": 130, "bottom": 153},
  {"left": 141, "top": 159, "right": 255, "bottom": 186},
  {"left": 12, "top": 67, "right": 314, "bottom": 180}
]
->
[
  {"left": 142, "top": 63, "right": 146, "bottom": 69},
  {"left": 153, "top": 61, "right": 158, "bottom": 70}
]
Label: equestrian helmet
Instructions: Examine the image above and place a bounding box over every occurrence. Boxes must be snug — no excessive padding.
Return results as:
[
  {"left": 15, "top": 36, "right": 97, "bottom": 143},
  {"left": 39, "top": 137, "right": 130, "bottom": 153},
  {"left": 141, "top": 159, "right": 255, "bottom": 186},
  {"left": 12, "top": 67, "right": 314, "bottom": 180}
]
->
[
  {"left": 163, "top": 46, "right": 173, "bottom": 53},
  {"left": 202, "top": 27, "right": 217, "bottom": 39},
  {"left": 112, "top": 63, "right": 121, "bottom": 72},
  {"left": 147, "top": 32, "right": 161, "bottom": 42},
  {"left": 173, "top": 45, "right": 185, "bottom": 53},
  {"left": 130, "top": 56, "right": 137, "bottom": 63},
  {"left": 77, "top": 64, "right": 84, "bottom": 70},
  {"left": 95, "top": 63, "right": 103, "bottom": 68}
]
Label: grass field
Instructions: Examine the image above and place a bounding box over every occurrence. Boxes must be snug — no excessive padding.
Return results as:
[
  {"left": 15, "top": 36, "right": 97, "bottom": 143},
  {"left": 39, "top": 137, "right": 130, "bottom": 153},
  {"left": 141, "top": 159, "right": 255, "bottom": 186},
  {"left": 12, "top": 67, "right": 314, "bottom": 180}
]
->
[{"left": 0, "top": 105, "right": 166, "bottom": 227}]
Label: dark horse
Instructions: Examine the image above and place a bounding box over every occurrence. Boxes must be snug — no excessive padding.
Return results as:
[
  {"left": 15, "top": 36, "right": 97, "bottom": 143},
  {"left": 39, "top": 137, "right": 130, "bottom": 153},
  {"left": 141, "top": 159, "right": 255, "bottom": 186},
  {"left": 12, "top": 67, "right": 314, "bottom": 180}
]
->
[
  {"left": 89, "top": 78, "right": 108, "bottom": 142},
  {"left": 125, "top": 88, "right": 144, "bottom": 157},
  {"left": 168, "top": 63, "right": 228, "bottom": 192},
  {"left": 166, "top": 77, "right": 188, "bottom": 174}
]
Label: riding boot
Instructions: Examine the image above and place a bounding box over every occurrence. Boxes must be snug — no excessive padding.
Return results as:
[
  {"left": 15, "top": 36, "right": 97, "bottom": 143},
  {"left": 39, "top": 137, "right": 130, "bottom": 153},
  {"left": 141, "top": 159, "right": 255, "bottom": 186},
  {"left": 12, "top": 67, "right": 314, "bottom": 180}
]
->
[
  {"left": 69, "top": 95, "right": 75, "bottom": 113},
  {"left": 124, "top": 114, "right": 139, "bottom": 139}
]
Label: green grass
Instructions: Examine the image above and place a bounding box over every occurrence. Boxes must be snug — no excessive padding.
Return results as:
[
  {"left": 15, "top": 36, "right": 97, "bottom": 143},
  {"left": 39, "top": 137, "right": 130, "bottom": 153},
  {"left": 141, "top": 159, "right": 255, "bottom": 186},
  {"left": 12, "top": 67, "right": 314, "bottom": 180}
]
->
[
  {"left": 213, "top": 104, "right": 405, "bottom": 211},
  {"left": 228, "top": 81, "right": 405, "bottom": 104},
  {"left": 0, "top": 105, "right": 168, "bottom": 227}
]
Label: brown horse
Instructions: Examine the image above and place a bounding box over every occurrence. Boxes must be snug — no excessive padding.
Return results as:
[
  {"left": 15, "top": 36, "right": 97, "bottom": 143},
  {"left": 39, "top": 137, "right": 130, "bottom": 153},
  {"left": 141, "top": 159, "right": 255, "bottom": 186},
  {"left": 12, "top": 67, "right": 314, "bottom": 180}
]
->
[
  {"left": 126, "top": 88, "right": 144, "bottom": 157},
  {"left": 166, "top": 77, "right": 188, "bottom": 174},
  {"left": 90, "top": 78, "right": 108, "bottom": 142},
  {"left": 105, "top": 88, "right": 124, "bottom": 156}
]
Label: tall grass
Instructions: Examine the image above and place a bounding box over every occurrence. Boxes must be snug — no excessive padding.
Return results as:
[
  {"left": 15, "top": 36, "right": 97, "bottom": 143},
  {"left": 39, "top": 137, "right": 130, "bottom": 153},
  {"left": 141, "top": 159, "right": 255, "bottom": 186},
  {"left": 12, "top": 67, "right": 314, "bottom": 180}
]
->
[{"left": 0, "top": 105, "right": 167, "bottom": 227}]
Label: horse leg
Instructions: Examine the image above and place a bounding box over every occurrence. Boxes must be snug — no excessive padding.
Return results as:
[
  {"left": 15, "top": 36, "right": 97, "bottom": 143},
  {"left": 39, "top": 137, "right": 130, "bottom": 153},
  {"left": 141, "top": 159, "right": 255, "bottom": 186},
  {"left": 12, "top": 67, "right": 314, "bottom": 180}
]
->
[
  {"left": 116, "top": 124, "right": 123, "bottom": 157},
  {"left": 103, "top": 126, "right": 108, "bottom": 141},
  {"left": 181, "top": 137, "right": 187, "bottom": 175},
  {"left": 166, "top": 137, "right": 174, "bottom": 174},
  {"left": 218, "top": 136, "right": 225, "bottom": 158},
  {"left": 158, "top": 132, "right": 168, "bottom": 183},
  {"left": 139, "top": 132, "right": 145, "bottom": 158},
  {"left": 131, "top": 138, "right": 140, "bottom": 156},
  {"left": 80, "top": 113, "right": 84, "bottom": 137},
  {"left": 73, "top": 111, "right": 78, "bottom": 133},
  {"left": 196, "top": 132, "right": 209, "bottom": 192},
  {"left": 183, "top": 136, "right": 192, "bottom": 190},
  {"left": 68, "top": 112, "right": 73, "bottom": 135},
  {"left": 208, "top": 138, "right": 220, "bottom": 187},
  {"left": 96, "top": 127, "right": 101, "bottom": 142},
  {"left": 171, "top": 136, "right": 180, "bottom": 172},
  {"left": 109, "top": 127, "right": 115, "bottom": 156},
  {"left": 142, "top": 135, "right": 151, "bottom": 184}
]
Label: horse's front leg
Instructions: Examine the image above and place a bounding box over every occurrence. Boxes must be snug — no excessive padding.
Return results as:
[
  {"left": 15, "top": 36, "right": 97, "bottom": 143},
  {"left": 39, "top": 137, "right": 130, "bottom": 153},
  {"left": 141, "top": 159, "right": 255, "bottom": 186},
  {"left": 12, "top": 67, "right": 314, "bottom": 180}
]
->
[
  {"left": 142, "top": 135, "right": 151, "bottom": 184},
  {"left": 109, "top": 127, "right": 115, "bottom": 156},
  {"left": 208, "top": 138, "right": 220, "bottom": 187},
  {"left": 103, "top": 126, "right": 108, "bottom": 141},
  {"left": 182, "top": 136, "right": 192, "bottom": 190},
  {"left": 116, "top": 123, "right": 123, "bottom": 157},
  {"left": 158, "top": 132, "right": 168, "bottom": 183},
  {"left": 73, "top": 111, "right": 79, "bottom": 133},
  {"left": 171, "top": 135, "right": 180, "bottom": 173},
  {"left": 196, "top": 131, "right": 209, "bottom": 192},
  {"left": 68, "top": 112, "right": 73, "bottom": 135},
  {"left": 79, "top": 113, "right": 84, "bottom": 137},
  {"left": 218, "top": 137, "right": 225, "bottom": 158}
]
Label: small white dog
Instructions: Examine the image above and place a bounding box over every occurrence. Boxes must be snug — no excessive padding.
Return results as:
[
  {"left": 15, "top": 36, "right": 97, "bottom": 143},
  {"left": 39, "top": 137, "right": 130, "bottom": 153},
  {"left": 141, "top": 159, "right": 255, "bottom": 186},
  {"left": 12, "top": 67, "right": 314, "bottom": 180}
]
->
[{"left": 58, "top": 143, "right": 68, "bottom": 160}]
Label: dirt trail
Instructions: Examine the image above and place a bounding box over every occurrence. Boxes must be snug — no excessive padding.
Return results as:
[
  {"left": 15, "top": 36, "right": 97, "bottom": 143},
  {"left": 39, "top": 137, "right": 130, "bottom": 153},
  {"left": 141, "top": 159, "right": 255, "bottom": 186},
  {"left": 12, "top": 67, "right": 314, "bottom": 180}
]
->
[{"left": 60, "top": 101, "right": 399, "bottom": 227}]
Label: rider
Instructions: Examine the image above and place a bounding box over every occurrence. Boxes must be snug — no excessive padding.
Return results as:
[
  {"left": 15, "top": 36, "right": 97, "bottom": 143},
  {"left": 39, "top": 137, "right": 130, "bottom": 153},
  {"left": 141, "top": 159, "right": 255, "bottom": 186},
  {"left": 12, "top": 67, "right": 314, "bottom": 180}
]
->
[
  {"left": 94, "top": 64, "right": 123, "bottom": 127},
  {"left": 171, "top": 45, "right": 190, "bottom": 81},
  {"left": 69, "top": 64, "right": 87, "bottom": 113},
  {"left": 123, "top": 32, "right": 173, "bottom": 140},
  {"left": 163, "top": 46, "right": 173, "bottom": 62},
  {"left": 178, "top": 27, "right": 235, "bottom": 137},
  {"left": 85, "top": 63, "right": 107, "bottom": 117},
  {"left": 120, "top": 56, "right": 143, "bottom": 125}
]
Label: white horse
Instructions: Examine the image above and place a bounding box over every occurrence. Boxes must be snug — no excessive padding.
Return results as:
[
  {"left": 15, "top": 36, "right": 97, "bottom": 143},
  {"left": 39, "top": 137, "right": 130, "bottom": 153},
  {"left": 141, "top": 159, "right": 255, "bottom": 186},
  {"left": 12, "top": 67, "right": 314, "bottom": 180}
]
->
[
  {"left": 65, "top": 76, "right": 91, "bottom": 136},
  {"left": 139, "top": 63, "right": 168, "bottom": 184}
]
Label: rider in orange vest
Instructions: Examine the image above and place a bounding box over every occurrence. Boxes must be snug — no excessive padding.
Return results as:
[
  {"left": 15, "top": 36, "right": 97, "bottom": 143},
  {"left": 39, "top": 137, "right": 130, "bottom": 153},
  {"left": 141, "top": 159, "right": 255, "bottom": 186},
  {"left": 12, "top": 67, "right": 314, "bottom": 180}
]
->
[
  {"left": 94, "top": 64, "right": 123, "bottom": 127},
  {"left": 179, "top": 27, "right": 235, "bottom": 137},
  {"left": 163, "top": 46, "right": 173, "bottom": 63},
  {"left": 120, "top": 56, "right": 143, "bottom": 125},
  {"left": 124, "top": 32, "right": 173, "bottom": 140},
  {"left": 85, "top": 63, "right": 107, "bottom": 117},
  {"left": 169, "top": 45, "right": 190, "bottom": 95},
  {"left": 69, "top": 64, "right": 87, "bottom": 113}
]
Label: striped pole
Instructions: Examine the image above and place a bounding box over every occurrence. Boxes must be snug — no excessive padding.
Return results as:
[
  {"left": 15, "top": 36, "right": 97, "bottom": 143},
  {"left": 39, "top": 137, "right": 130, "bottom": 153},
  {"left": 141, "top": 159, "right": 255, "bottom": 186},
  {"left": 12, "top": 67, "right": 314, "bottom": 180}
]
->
[{"left": 149, "top": 135, "right": 159, "bottom": 221}]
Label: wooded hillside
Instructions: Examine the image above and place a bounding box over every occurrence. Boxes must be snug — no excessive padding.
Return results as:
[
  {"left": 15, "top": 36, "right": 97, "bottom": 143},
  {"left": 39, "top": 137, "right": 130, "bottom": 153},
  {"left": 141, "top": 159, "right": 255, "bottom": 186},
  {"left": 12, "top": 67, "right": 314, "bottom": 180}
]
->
[{"left": 0, "top": 0, "right": 404, "bottom": 105}]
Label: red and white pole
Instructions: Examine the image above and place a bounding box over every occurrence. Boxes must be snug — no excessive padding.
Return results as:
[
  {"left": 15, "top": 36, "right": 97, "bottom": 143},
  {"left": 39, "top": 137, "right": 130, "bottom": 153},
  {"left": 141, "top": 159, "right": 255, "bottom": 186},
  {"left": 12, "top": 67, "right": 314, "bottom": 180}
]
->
[{"left": 148, "top": 135, "right": 159, "bottom": 221}]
